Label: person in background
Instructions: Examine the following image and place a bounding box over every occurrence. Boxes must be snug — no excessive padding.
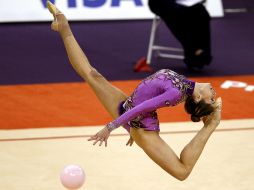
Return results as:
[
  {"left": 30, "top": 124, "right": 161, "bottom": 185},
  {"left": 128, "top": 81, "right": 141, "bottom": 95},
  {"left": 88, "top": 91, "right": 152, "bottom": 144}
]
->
[{"left": 148, "top": 0, "right": 212, "bottom": 70}]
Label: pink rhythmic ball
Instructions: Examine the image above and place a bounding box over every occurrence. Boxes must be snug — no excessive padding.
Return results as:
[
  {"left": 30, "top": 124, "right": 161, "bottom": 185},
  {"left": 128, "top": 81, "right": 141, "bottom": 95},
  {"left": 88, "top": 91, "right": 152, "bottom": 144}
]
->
[{"left": 60, "top": 164, "right": 86, "bottom": 190}]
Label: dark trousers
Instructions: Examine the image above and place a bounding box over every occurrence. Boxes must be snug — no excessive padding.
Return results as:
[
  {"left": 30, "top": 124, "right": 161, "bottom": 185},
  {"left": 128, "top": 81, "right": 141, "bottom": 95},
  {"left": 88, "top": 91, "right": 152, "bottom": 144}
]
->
[{"left": 148, "top": 0, "right": 212, "bottom": 68}]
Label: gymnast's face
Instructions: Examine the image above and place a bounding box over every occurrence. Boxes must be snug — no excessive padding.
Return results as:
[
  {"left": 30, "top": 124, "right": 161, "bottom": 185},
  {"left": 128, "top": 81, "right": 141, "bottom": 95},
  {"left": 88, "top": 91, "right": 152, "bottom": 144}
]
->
[{"left": 200, "top": 83, "right": 216, "bottom": 105}]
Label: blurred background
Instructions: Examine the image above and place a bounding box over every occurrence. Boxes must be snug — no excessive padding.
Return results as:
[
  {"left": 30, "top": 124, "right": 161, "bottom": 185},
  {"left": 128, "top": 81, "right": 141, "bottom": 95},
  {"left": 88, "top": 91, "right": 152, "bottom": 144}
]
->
[{"left": 0, "top": 0, "right": 253, "bottom": 85}]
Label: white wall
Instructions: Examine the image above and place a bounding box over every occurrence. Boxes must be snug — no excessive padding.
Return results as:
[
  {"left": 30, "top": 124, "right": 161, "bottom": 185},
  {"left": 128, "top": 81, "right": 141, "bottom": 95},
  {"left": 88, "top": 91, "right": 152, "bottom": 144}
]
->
[{"left": 0, "top": 0, "right": 223, "bottom": 23}]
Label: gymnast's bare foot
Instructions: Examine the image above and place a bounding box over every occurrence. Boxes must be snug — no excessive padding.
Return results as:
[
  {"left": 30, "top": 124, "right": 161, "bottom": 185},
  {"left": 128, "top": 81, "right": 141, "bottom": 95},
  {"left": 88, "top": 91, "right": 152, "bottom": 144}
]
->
[{"left": 47, "top": 1, "right": 71, "bottom": 37}]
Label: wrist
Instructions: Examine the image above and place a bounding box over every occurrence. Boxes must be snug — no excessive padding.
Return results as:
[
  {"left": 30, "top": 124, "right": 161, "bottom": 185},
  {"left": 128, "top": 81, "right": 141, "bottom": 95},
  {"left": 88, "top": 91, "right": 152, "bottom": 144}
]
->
[{"left": 106, "top": 122, "right": 117, "bottom": 132}]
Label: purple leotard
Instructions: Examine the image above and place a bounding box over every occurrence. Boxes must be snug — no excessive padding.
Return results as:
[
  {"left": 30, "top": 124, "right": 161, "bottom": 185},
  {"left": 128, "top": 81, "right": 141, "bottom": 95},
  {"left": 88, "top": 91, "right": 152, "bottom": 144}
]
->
[{"left": 107, "top": 69, "right": 195, "bottom": 133}]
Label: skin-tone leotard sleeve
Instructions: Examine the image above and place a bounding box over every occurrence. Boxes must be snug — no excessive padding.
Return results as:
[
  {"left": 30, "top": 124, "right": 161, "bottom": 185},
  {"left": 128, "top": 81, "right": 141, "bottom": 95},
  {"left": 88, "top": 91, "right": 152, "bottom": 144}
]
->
[{"left": 106, "top": 88, "right": 181, "bottom": 132}]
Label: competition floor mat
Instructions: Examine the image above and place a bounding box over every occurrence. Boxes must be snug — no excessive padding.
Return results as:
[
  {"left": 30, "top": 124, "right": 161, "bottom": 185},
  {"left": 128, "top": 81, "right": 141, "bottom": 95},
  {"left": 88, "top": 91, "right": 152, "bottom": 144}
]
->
[
  {"left": 0, "top": 75, "right": 253, "bottom": 189},
  {"left": 0, "top": 119, "right": 253, "bottom": 190},
  {"left": 1, "top": 75, "right": 253, "bottom": 129}
]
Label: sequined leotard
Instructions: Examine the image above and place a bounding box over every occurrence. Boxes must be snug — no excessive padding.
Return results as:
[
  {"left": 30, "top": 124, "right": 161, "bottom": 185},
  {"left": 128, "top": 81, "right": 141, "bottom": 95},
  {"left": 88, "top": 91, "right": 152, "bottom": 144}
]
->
[{"left": 107, "top": 69, "right": 195, "bottom": 133}]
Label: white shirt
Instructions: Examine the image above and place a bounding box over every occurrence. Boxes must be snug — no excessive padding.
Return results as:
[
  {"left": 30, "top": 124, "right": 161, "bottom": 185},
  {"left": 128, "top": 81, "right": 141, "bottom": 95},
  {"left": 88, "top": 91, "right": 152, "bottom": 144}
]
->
[{"left": 176, "top": 0, "right": 203, "bottom": 7}]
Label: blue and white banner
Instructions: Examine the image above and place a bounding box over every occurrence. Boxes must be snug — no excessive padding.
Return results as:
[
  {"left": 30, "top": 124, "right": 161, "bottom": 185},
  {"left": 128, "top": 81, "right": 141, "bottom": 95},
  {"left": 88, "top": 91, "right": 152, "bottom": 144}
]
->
[{"left": 0, "top": 0, "right": 223, "bottom": 23}]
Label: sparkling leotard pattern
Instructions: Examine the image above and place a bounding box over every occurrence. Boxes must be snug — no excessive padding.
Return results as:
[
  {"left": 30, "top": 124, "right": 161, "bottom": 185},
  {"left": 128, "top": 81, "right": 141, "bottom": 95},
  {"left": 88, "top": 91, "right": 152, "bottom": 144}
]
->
[{"left": 109, "top": 69, "right": 195, "bottom": 132}]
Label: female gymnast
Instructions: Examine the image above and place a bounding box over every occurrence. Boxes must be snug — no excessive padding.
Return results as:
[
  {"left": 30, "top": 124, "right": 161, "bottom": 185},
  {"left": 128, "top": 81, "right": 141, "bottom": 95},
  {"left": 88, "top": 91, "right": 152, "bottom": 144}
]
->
[{"left": 47, "top": 1, "right": 222, "bottom": 181}]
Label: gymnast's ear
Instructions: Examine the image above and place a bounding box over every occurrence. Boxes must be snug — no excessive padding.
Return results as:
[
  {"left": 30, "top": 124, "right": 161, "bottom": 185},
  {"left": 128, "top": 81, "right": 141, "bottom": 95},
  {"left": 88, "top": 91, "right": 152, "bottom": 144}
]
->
[{"left": 193, "top": 93, "right": 202, "bottom": 103}]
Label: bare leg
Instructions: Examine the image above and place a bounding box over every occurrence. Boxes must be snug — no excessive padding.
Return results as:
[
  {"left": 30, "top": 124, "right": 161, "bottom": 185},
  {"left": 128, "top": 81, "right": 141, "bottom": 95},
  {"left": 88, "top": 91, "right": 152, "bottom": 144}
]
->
[
  {"left": 131, "top": 123, "right": 216, "bottom": 180},
  {"left": 131, "top": 99, "right": 222, "bottom": 181},
  {"left": 62, "top": 33, "right": 128, "bottom": 118},
  {"left": 47, "top": 1, "right": 127, "bottom": 119}
]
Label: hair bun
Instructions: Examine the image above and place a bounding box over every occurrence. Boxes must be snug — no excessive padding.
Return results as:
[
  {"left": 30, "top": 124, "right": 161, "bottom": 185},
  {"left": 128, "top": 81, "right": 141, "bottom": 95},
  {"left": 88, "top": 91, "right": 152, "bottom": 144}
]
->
[{"left": 191, "top": 115, "right": 201, "bottom": 122}]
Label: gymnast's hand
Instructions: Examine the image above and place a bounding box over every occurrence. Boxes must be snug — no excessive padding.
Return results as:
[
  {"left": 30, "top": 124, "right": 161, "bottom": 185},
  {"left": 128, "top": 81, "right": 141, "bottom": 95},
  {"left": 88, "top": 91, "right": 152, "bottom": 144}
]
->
[
  {"left": 88, "top": 127, "right": 110, "bottom": 147},
  {"left": 126, "top": 136, "right": 134, "bottom": 146},
  {"left": 202, "top": 97, "right": 222, "bottom": 128}
]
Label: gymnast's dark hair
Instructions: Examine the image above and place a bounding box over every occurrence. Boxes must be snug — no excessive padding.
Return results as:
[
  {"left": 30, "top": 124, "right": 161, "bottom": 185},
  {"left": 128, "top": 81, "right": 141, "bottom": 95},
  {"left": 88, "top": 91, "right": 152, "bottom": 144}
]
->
[{"left": 184, "top": 96, "right": 214, "bottom": 122}]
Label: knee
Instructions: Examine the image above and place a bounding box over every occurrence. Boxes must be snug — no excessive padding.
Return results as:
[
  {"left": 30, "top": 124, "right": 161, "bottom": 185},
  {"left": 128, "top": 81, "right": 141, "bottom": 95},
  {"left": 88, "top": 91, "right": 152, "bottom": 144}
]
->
[
  {"left": 184, "top": 50, "right": 212, "bottom": 69},
  {"left": 174, "top": 169, "right": 191, "bottom": 181},
  {"left": 84, "top": 68, "right": 105, "bottom": 84},
  {"left": 164, "top": 162, "right": 192, "bottom": 181},
  {"left": 88, "top": 68, "right": 104, "bottom": 80}
]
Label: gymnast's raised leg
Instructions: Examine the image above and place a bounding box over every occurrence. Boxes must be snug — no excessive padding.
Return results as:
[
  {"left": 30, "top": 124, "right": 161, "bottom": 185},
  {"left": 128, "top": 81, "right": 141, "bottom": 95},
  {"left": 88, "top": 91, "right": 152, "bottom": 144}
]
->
[{"left": 47, "top": 1, "right": 127, "bottom": 119}]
